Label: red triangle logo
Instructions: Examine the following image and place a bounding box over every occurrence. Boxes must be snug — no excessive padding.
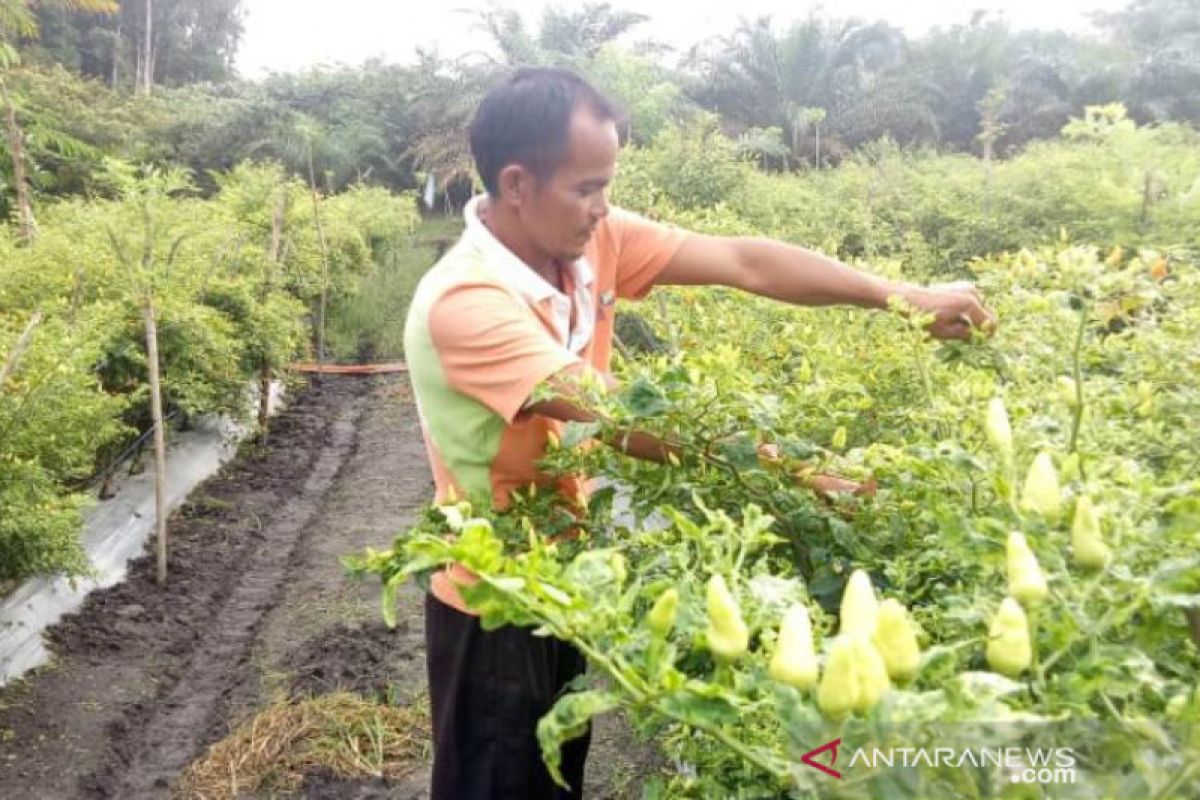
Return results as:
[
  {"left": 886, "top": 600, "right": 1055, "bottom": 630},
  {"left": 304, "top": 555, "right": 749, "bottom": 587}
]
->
[{"left": 800, "top": 738, "right": 842, "bottom": 779}]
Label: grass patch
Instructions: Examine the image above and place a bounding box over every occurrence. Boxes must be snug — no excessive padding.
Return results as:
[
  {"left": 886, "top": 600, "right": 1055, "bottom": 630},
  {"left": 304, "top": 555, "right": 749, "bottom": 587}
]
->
[
  {"left": 177, "top": 692, "right": 429, "bottom": 799},
  {"left": 327, "top": 215, "right": 463, "bottom": 362}
]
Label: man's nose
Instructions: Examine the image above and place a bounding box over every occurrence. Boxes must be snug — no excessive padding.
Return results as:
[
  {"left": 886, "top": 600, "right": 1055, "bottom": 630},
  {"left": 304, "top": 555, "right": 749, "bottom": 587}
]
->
[{"left": 591, "top": 193, "right": 609, "bottom": 221}]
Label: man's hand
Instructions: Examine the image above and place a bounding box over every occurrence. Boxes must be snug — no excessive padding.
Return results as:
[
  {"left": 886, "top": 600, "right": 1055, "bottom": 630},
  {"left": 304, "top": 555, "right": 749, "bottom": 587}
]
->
[
  {"left": 526, "top": 368, "right": 683, "bottom": 463},
  {"left": 894, "top": 281, "right": 997, "bottom": 341},
  {"left": 656, "top": 236, "right": 997, "bottom": 339},
  {"left": 804, "top": 472, "right": 878, "bottom": 498},
  {"left": 759, "top": 443, "right": 878, "bottom": 499}
]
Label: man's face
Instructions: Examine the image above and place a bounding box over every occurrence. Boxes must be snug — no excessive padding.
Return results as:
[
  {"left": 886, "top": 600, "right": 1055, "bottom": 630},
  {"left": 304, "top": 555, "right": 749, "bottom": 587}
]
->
[{"left": 519, "top": 107, "right": 618, "bottom": 263}]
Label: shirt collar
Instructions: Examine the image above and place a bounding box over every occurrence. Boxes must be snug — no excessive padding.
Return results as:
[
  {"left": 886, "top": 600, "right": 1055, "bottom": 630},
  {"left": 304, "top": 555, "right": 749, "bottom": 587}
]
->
[{"left": 462, "top": 194, "right": 595, "bottom": 303}]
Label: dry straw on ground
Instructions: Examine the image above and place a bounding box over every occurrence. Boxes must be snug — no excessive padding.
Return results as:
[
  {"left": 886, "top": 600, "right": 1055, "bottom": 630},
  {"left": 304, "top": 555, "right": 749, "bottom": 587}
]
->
[{"left": 176, "top": 692, "right": 428, "bottom": 799}]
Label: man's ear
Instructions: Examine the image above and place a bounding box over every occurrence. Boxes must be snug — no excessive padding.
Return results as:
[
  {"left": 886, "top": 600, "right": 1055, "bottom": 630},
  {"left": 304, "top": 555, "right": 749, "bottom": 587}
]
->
[{"left": 496, "top": 164, "right": 532, "bottom": 208}]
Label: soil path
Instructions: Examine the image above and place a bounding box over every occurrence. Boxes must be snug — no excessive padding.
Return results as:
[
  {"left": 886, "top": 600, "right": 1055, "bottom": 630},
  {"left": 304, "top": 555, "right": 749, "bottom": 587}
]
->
[{"left": 0, "top": 375, "right": 648, "bottom": 799}]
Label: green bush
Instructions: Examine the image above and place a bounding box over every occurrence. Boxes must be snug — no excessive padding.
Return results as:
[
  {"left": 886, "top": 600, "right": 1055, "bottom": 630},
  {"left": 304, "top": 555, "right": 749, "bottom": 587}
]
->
[
  {"left": 0, "top": 163, "right": 415, "bottom": 581},
  {"left": 614, "top": 107, "right": 1200, "bottom": 275}
]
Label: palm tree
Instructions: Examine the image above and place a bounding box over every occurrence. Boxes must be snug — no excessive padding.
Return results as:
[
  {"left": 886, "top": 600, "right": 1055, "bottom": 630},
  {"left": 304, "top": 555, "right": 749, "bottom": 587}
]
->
[
  {"left": 405, "top": 53, "right": 493, "bottom": 200},
  {"left": 406, "top": 5, "right": 652, "bottom": 206},
  {"left": 538, "top": 3, "right": 648, "bottom": 62},
  {"left": 471, "top": 4, "right": 542, "bottom": 67},
  {"left": 0, "top": 0, "right": 117, "bottom": 242},
  {"left": 686, "top": 16, "right": 784, "bottom": 135},
  {"left": 687, "top": 14, "right": 922, "bottom": 165},
  {"left": 996, "top": 49, "right": 1073, "bottom": 149},
  {"left": 1096, "top": 0, "right": 1200, "bottom": 124},
  {"left": 0, "top": 0, "right": 116, "bottom": 242}
]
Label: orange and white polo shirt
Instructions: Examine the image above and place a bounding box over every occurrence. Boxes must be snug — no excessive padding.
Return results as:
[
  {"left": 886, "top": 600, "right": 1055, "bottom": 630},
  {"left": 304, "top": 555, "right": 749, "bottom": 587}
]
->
[{"left": 403, "top": 194, "right": 686, "bottom": 612}]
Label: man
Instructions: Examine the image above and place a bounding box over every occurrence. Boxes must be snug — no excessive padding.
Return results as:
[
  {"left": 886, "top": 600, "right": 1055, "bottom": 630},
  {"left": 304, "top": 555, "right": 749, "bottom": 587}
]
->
[{"left": 404, "top": 67, "right": 994, "bottom": 799}]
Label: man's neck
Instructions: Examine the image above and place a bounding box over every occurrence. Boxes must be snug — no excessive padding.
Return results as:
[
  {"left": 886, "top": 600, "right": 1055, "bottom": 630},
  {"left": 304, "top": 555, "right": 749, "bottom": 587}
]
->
[{"left": 478, "top": 198, "right": 563, "bottom": 289}]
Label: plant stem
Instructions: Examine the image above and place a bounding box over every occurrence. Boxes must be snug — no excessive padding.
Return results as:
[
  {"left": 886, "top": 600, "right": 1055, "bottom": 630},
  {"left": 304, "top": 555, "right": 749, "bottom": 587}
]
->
[
  {"left": 650, "top": 698, "right": 792, "bottom": 782},
  {"left": 0, "top": 310, "right": 43, "bottom": 389},
  {"left": 1068, "top": 305, "right": 1087, "bottom": 472},
  {"left": 1153, "top": 759, "right": 1200, "bottom": 800},
  {"left": 657, "top": 293, "right": 679, "bottom": 353},
  {"left": 476, "top": 569, "right": 791, "bottom": 784},
  {"left": 910, "top": 331, "right": 945, "bottom": 440},
  {"left": 1039, "top": 583, "right": 1147, "bottom": 676}
]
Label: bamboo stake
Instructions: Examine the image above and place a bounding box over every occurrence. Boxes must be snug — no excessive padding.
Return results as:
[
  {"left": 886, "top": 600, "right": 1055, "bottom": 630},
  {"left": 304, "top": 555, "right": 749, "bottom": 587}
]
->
[
  {"left": 307, "top": 148, "right": 331, "bottom": 384},
  {"left": 258, "top": 189, "right": 287, "bottom": 442},
  {"left": 0, "top": 310, "right": 43, "bottom": 389},
  {"left": 142, "top": 293, "right": 169, "bottom": 585}
]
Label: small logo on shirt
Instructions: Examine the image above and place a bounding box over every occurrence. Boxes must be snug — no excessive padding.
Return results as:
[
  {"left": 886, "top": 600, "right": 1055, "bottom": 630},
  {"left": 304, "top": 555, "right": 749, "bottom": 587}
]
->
[{"left": 597, "top": 290, "right": 615, "bottom": 322}]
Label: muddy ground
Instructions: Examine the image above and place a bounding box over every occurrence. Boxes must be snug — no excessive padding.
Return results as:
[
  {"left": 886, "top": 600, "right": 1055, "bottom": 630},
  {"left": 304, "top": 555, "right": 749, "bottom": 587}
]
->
[{"left": 0, "top": 375, "right": 652, "bottom": 799}]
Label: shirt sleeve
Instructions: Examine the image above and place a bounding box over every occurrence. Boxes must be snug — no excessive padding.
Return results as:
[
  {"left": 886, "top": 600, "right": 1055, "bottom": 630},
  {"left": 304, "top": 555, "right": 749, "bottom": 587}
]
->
[
  {"left": 609, "top": 207, "right": 688, "bottom": 300},
  {"left": 428, "top": 282, "right": 582, "bottom": 424}
]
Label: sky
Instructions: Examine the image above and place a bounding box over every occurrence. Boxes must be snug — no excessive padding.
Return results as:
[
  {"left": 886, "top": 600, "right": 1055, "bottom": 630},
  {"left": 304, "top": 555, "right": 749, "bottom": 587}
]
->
[{"left": 235, "top": 0, "right": 1130, "bottom": 78}]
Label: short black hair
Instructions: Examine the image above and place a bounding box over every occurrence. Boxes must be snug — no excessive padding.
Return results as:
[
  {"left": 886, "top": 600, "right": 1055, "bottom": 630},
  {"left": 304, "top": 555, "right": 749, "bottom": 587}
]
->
[{"left": 468, "top": 66, "right": 623, "bottom": 197}]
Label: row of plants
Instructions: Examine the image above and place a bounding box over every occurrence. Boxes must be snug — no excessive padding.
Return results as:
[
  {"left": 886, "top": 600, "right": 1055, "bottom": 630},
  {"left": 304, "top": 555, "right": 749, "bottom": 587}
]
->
[
  {"left": 613, "top": 106, "right": 1200, "bottom": 273},
  {"left": 352, "top": 185, "right": 1199, "bottom": 794},
  {"left": 0, "top": 162, "right": 418, "bottom": 582}
]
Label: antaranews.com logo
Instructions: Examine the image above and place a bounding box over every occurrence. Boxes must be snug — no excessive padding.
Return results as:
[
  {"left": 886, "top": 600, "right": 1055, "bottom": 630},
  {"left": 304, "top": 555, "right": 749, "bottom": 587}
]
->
[{"left": 799, "top": 739, "right": 1077, "bottom": 786}]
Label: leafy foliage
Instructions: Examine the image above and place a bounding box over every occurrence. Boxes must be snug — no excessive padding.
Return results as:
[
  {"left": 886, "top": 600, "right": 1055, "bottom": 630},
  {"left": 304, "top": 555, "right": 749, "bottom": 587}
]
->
[
  {"left": 0, "top": 162, "right": 417, "bottom": 580},
  {"left": 613, "top": 107, "right": 1200, "bottom": 272},
  {"left": 351, "top": 101, "right": 1199, "bottom": 797},
  {"left": 353, "top": 235, "right": 1200, "bottom": 795}
]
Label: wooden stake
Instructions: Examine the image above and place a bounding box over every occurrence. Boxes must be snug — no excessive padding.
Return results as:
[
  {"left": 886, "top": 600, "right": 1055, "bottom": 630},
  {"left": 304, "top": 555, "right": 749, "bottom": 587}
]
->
[
  {"left": 307, "top": 149, "right": 331, "bottom": 384},
  {"left": 258, "top": 189, "right": 287, "bottom": 442},
  {"left": 0, "top": 310, "right": 43, "bottom": 389},
  {"left": 142, "top": 294, "right": 169, "bottom": 585}
]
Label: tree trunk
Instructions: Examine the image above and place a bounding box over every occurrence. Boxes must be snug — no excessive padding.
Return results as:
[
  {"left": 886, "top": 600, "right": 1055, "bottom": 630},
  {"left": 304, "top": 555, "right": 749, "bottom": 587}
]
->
[
  {"left": 142, "top": 295, "right": 169, "bottom": 585},
  {"left": 111, "top": 22, "right": 121, "bottom": 88},
  {"left": 977, "top": 88, "right": 1004, "bottom": 218},
  {"left": 982, "top": 135, "right": 994, "bottom": 218},
  {"left": 257, "top": 362, "right": 272, "bottom": 441},
  {"left": 1140, "top": 169, "right": 1154, "bottom": 229},
  {"left": 1, "top": 81, "right": 36, "bottom": 244},
  {"left": 656, "top": 293, "right": 678, "bottom": 353},
  {"left": 814, "top": 123, "right": 821, "bottom": 171},
  {"left": 307, "top": 149, "right": 331, "bottom": 383},
  {"left": 137, "top": 0, "right": 154, "bottom": 96}
]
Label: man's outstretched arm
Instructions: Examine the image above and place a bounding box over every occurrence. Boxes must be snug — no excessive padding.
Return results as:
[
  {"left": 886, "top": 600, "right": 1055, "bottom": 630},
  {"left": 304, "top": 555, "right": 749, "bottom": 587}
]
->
[
  {"left": 655, "top": 233, "right": 996, "bottom": 340},
  {"left": 526, "top": 368, "right": 873, "bottom": 496}
]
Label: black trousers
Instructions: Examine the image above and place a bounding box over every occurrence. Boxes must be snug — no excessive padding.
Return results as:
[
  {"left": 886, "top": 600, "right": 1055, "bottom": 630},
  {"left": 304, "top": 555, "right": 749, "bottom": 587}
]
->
[{"left": 425, "top": 593, "right": 591, "bottom": 800}]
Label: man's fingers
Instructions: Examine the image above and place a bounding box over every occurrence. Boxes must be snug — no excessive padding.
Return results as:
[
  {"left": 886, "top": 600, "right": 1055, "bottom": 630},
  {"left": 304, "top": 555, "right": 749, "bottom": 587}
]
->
[
  {"left": 918, "top": 284, "right": 998, "bottom": 339},
  {"left": 964, "top": 295, "right": 995, "bottom": 325},
  {"left": 952, "top": 300, "right": 997, "bottom": 336}
]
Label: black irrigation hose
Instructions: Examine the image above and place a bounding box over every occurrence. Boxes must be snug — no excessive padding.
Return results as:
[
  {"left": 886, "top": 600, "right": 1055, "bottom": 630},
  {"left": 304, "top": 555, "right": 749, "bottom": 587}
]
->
[{"left": 79, "top": 408, "right": 184, "bottom": 492}]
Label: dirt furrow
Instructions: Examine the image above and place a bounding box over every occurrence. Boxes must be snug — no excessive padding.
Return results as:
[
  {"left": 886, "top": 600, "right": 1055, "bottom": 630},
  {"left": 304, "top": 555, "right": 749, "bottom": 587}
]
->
[
  {"left": 100, "top": 394, "right": 366, "bottom": 797},
  {"left": 0, "top": 376, "right": 652, "bottom": 799},
  {"left": 0, "top": 378, "right": 369, "bottom": 799}
]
